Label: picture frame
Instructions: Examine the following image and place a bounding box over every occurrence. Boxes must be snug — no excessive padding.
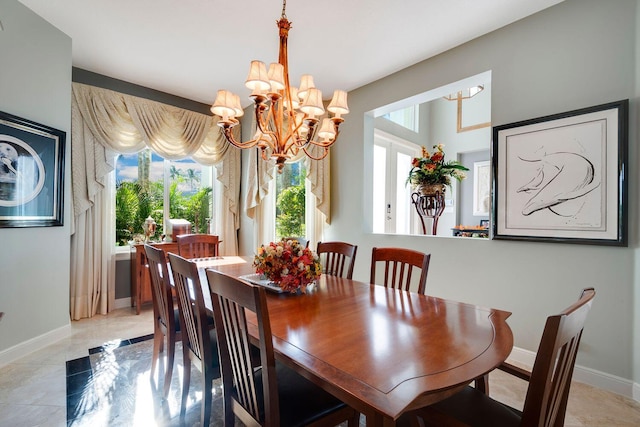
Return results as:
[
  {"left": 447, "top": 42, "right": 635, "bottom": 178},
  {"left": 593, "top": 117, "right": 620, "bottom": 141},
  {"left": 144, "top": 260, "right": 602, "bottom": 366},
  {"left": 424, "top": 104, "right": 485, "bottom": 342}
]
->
[
  {"left": 0, "top": 110, "right": 66, "bottom": 227},
  {"left": 472, "top": 160, "right": 491, "bottom": 216},
  {"left": 492, "top": 99, "right": 628, "bottom": 246}
]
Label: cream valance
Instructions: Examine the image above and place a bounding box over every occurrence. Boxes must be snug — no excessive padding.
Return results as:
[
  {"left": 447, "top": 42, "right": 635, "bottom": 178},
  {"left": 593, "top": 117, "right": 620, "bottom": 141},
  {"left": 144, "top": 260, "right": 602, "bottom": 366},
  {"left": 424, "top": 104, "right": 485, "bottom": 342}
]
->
[{"left": 71, "top": 82, "right": 240, "bottom": 221}]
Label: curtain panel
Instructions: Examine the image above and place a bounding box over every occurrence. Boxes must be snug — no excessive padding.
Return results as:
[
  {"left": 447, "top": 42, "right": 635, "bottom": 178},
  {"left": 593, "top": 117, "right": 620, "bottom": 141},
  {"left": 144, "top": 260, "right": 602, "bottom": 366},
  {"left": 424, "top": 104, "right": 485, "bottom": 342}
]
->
[
  {"left": 244, "top": 122, "right": 331, "bottom": 223},
  {"left": 70, "top": 82, "right": 240, "bottom": 320}
]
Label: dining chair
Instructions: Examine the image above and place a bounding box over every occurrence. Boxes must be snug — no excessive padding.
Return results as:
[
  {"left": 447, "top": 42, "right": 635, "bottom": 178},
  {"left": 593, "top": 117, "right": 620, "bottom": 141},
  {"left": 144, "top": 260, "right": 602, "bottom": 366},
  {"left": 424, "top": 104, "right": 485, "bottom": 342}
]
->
[
  {"left": 410, "top": 287, "right": 596, "bottom": 427},
  {"left": 168, "top": 252, "right": 221, "bottom": 425},
  {"left": 282, "top": 236, "right": 309, "bottom": 248},
  {"left": 144, "top": 244, "right": 181, "bottom": 399},
  {"left": 206, "top": 269, "right": 361, "bottom": 427},
  {"left": 176, "top": 233, "right": 221, "bottom": 259},
  {"left": 316, "top": 241, "right": 358, "bottom": 279},
  {"left": 369, "top": 247, "right": 431, "bottom": 294}
]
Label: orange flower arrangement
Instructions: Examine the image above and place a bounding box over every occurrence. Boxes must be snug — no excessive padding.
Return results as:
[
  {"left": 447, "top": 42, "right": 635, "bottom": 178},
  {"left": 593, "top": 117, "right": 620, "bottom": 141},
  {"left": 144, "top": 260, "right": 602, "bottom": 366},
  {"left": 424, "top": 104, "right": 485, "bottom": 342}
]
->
[{"left": 253, "top": 238, "right": 322, "bottom": 293}]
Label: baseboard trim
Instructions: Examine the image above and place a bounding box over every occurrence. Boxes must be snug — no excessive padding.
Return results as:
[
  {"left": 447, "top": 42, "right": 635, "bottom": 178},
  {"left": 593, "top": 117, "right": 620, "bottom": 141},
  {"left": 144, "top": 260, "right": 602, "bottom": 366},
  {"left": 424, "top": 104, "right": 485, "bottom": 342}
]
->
[
  {"left": 508, "top": 346, "right": 638, "bottom": 402},
  {"left": 113, "top": 297, "right": 131, "bottom": 310},
  {"left": 0, "top": 324, "right": 71, "bottom": 368}
]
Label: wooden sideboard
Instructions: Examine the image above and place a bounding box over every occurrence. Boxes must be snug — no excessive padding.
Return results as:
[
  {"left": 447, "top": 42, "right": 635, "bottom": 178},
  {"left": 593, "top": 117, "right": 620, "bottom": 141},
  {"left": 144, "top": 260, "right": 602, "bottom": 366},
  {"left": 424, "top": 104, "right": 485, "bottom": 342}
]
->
[{"left": 130, "top": 242, "right": 178, "bottom": 314}]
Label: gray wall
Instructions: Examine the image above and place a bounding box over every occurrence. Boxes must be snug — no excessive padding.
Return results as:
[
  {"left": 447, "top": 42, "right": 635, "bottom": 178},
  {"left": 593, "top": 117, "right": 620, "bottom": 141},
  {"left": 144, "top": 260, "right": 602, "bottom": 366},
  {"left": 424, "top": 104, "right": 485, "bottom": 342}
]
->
[
  {"left": 316, "top": 0, "right": 638, "bottom": 382},
  {"left": 0, "top": 1, "right": 72, "bottom": 351},
  {"left": 115, "top": 259, "right": 131, "bottom": 299},
  {"left": 633, "top": 0, "right": 640, "bottom": 390}
]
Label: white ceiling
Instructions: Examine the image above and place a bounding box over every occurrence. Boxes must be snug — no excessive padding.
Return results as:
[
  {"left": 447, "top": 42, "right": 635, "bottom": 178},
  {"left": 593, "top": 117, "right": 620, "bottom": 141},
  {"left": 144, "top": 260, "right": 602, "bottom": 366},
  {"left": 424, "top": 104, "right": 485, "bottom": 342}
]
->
[{"left": 18, "top": 0, "right": 563, "bottom": 106}]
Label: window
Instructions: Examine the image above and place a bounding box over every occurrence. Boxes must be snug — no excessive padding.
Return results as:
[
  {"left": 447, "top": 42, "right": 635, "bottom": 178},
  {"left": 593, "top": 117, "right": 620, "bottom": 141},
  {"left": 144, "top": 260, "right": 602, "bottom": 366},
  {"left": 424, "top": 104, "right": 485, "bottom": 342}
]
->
[
  {"left": 372, "top": 130, "right": 418, "bottom": 234},
  {"left": 382, "top": 105, "right": 419, "bottom": 132},
  {"left": 114, "top": 148, "right": 215, "bottom": 246},
  {"left": 274, "top": 160, "right": 307, "bottom": 240}
]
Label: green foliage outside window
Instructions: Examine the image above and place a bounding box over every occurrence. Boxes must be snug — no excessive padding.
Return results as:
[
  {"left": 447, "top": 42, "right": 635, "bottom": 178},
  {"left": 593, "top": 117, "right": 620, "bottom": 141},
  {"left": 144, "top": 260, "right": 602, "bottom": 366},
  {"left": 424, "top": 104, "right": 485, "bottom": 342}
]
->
[
  {"left": 276, "top": 183, "right": 305, "bottom": 238},
  {"left": 275, "top": 161, "right": 306, "bottom": 239},
  {"left": 115, "top": 178, "right": 212, "bottom": 246}
]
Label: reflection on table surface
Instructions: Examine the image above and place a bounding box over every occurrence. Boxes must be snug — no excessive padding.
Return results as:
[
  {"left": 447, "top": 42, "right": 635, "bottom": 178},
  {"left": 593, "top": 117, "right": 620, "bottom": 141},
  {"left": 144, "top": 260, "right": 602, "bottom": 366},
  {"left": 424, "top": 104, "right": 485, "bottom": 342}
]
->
[{"left": 196, "top": 255, "right": 513, "bottom": 426}]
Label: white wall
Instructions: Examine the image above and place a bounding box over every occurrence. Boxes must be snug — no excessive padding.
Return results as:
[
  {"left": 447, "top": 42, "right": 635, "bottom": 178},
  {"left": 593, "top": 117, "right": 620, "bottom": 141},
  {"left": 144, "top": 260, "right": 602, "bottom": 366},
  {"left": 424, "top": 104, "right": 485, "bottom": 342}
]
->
[
  {"left": 0, "top": 1, "right": 72, "bottom": 353},
  {"left": 321, "top": 0, "right": 638, "bottom": 384}
]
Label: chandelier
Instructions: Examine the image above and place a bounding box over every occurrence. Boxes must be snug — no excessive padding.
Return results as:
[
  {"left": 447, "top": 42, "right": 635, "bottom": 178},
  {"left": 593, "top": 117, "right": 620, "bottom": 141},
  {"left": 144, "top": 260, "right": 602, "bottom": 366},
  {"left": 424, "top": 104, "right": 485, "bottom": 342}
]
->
[{"left": 210, "top": 0, "right": 349, "bottom": 172}]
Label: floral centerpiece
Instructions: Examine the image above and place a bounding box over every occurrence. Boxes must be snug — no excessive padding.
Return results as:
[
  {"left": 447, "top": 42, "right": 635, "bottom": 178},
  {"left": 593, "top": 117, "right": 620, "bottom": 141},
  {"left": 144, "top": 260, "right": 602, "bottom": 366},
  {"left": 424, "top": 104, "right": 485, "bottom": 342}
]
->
[
  {"left": 253, "top": 238, "right": 322, "bottom": 293},
  {"left": 406, "top": 144, "right": 469, "bottom": 194}
]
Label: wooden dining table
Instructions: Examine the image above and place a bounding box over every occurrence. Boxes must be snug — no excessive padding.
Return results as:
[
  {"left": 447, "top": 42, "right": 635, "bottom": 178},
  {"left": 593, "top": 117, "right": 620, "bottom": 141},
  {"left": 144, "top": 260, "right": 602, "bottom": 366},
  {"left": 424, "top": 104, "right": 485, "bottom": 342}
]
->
[{"left": 193, "top": 256, "right": 514, "bottom": 426}]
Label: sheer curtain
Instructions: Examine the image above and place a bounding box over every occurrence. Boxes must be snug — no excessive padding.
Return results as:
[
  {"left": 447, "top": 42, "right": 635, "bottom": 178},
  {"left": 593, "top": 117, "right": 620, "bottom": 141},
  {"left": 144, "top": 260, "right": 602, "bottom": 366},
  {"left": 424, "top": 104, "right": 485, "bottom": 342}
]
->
[
  {"left": 244, "top": 141, "right": 330, "bottom": 251},
  {"left": 70, "top": 83, "right": 240, "bottom": 320}
]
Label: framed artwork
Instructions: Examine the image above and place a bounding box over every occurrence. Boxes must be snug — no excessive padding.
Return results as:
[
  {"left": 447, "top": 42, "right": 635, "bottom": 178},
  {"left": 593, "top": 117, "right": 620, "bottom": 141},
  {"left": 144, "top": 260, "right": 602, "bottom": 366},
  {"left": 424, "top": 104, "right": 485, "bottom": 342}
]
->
[
  {"left": 0, "top": 110, "right": 66, "bottom": 227},
  {"left": 473, "top": 160, "right": 491, "bottom": 216},
  {"left": 492, "top": 99, "right": 628, "bottom": 246}
]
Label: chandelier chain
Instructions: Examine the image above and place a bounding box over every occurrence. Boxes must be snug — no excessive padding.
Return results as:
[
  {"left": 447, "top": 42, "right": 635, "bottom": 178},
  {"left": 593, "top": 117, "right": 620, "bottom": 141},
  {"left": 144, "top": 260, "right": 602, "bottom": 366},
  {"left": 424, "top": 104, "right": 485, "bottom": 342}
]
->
[{"left": 281, "top": 0, "right": 287, "bottom": 19}]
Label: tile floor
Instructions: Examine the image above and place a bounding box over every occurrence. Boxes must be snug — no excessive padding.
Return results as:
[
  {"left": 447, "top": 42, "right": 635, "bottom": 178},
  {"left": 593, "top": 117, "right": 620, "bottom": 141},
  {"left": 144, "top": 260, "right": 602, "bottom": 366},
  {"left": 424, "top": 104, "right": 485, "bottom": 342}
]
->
[{"left": 1, "top": 306, "right": 639, "bottom": 426}]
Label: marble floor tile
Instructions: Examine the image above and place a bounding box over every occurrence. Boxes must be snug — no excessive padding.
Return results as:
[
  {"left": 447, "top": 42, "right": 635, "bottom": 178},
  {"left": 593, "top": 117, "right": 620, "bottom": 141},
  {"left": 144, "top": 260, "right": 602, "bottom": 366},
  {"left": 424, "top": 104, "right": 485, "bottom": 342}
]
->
[
  {"left": 0, "top": 306, "right": 639, "bottom": 426},
  {"left": 0, "top": 403, "right": 66, "bottom": 427}
]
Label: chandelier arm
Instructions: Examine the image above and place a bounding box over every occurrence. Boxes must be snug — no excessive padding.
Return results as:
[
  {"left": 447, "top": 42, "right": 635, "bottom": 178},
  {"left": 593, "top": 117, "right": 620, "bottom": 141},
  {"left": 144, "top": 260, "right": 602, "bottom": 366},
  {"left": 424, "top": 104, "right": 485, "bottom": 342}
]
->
[
  {"left": 254, "top": 101, "right": 270, "bottom": 135},
  {"left": 302, "top": 145, "right": 329, "bottom": 161},
  {"left": 281, "top": 111, "right": 304, "bottom": 151},
  {"left": 272, "top": 96, "right": 285, "bottom": 142},
  {"left": 305, "top": 120, "right": 342, "bottom": 148},
  {"left": 221, "top": 125, "right": 260, "bottom": 150},
  {"left": 306, "top": 138, "right": 337, "bottom": 149},
  {"left": 302, "top": 119, "right": 320, "bottom": 145}
]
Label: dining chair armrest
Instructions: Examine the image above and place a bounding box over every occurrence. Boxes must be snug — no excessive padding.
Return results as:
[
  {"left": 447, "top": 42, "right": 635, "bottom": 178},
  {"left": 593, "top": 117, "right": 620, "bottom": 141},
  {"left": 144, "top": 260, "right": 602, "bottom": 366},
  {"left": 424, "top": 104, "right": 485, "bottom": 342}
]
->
[
  {"left": 474, "top": 362, "right": 531, "bottom": 395},
  {"left": 498, "top": 361, "right": 531, "bottom": 382}
]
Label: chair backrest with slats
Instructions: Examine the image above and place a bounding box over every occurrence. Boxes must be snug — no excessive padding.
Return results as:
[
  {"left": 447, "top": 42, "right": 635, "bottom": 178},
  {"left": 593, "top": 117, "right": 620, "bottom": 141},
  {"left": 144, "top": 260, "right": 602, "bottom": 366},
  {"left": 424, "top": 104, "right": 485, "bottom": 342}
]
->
[
  {"left": 369, "top": 247, "right": 431, "bottom": 294},
  {"left": 317, "top": 241, "right": 358, "bottom": 280},
  {"left": 168, "top": 252, "right": 214, "bottom": 367},
  {"left": 207, "top": 269, "right": 280, "bottom": 426},
  {"left": 145, "top": 244, "right": 174, "bottom": 332},
  {"left": 521, "top": 287, "right": 595, "bottom": 427},
  {"left": 176, "top": 234, "right": 220, "bottom": 259}
]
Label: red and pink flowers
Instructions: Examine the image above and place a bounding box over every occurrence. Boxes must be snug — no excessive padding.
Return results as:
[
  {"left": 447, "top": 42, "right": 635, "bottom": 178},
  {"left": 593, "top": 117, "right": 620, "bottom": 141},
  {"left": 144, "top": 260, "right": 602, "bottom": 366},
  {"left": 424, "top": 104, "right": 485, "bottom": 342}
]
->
[{"left": 253, "top": 238, "right": 321, "bottom": 293}]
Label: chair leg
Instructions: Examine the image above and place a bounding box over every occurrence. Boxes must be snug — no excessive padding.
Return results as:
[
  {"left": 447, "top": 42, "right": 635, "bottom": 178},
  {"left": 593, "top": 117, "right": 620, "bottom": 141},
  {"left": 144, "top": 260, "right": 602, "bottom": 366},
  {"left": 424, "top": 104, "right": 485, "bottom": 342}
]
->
[
  {"left": 163, "top": 333, "right": 176, "bottom": 398},
  {"left": 151, "top": 325, "right": 163, "bottom": 379},
  {"left": 223, "top": 388, "right": 235, "bottom": 427},
  {"left": 201, "top": 369, "right": 213, "bottom": 427},
  {"left": 474, "top": 374, "right": 489, "bottom": 394},
  {"left": 348, "top": 410, "right": 361, "bottom": 427},
  {"left": 180, "top": 348, "right": 191, "bottom": 418}
]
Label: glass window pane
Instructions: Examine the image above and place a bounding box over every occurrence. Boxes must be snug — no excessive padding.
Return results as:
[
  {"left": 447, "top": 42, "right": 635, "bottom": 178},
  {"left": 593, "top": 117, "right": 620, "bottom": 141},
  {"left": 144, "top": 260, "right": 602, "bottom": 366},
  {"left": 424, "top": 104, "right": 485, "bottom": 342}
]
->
[
  {"left": 382, "top": 105, "right": 419, "bottom": 132},
  {"left": 167, "top": 158, "right": 212, "bottom": 234},
  {"left": 395, "top": 152, "right": 413, "bottom": 234},
  {"left": 114, "top": 149, "right": 164, "bottom": 245},
  {"left": 114, "top": 149, "right": 214, "bottom": 246},
  {"left": 275, "top": 160, "right": 306, "bottom": 240}
]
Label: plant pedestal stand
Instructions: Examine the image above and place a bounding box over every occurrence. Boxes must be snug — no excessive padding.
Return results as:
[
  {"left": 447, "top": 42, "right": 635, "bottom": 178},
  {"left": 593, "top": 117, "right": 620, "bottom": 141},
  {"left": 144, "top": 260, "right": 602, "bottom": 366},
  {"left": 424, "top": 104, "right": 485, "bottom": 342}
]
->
[{"left": 411, "top": 191, "right": 445, "bottom": 235}]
